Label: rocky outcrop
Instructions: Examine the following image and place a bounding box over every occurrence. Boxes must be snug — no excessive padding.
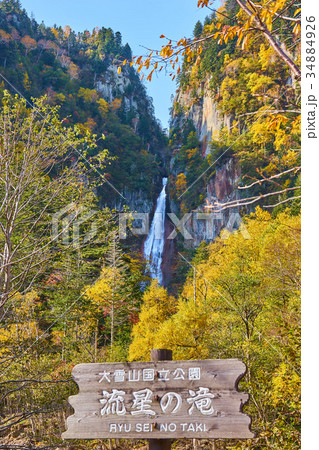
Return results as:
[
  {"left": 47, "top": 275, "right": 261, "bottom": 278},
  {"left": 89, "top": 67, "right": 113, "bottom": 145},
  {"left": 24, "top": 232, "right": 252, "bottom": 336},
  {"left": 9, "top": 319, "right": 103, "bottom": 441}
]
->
[
  {"left": 170, "top": 83, "right": 241, "bottom": 249},
  {"left": 173, "top": 81, "right": 232, "bottom": 155},
  {"left": 183, "top": 158, "right": 241, "bottom": 247},
  {"left": 105, "top": 186, "right": 154, "bottom": 214},
  {"left": 96, "top": 65, "right": 138, "bottom": 111},
  {"left": 96, "top": 65, "right": 165, "bottom": 215}
]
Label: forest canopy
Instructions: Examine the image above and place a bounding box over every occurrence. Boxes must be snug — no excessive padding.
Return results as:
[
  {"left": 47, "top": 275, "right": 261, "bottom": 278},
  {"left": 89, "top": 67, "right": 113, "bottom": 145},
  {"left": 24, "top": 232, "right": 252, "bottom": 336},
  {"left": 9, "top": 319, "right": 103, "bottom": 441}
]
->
[{"left": 0, "top": 0, "right": 301, "bottom": 448}]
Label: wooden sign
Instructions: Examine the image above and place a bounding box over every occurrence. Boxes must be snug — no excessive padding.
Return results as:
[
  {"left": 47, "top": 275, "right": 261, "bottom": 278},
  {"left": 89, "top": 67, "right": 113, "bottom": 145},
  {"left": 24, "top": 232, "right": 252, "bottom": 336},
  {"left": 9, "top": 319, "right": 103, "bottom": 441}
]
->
[{"left": 62, "top": 359, "right": 254, "bottom": 440}]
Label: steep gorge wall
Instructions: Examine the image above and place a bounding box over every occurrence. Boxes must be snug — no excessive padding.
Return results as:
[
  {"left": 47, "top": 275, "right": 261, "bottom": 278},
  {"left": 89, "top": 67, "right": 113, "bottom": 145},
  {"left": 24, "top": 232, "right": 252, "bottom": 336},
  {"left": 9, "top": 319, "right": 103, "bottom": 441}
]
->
[
  {"left": 170, "top": 84, "right": 240, "bottom": 248},
  {"left": 174, "top": 83, "right": 232, "bottom": 155},
  {"left": 96, "top": 65, "right": 164, "bottom": 214},
  {"left": 184, "top": 158, "right": 241, "bottom": 247},
  {"left": 96, "top": 66, "right": 139, "bottom": 115},
  {"left": 111, "top": 187, "right": 154, "bottom": 214}
]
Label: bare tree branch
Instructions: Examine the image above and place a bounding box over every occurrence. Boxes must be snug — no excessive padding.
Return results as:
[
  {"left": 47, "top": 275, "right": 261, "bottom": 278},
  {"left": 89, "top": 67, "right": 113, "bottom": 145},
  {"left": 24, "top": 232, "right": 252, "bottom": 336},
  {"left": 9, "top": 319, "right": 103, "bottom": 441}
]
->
[
  {"left": 235, "top": 0, "right": 301, "bottom": 79},
  {"left": 205, "top": 186, "right": 300, "bottom": 212},
  {"left": 263, "top": 195, "right": 300, "bottom": 208},
  {"left": 238, "top": 166, "right": 301, "bottom": 190}
]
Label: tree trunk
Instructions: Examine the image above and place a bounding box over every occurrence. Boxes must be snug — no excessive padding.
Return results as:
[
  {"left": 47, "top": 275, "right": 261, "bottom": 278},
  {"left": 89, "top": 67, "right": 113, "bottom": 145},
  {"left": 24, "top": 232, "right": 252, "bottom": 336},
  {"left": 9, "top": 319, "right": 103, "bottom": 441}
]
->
[
  {"left": 235, "top": 0, "right": 301, "bottom": 80},
  {"left": 149, "top": 349, "right": 172, "bottom": 450}
]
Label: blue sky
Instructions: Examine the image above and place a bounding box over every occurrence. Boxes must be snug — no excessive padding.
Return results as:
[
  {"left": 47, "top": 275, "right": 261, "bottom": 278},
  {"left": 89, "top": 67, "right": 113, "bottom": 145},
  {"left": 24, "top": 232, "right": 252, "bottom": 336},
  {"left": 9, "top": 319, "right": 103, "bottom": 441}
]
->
[{"left": 21, "top": 0, "right": 218, "bottom": 129}]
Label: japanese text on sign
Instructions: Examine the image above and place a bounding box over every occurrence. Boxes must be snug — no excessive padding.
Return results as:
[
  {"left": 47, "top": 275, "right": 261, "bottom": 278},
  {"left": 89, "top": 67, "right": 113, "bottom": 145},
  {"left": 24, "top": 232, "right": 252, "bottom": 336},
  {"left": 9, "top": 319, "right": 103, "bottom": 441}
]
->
[
  {"left": 62, "top": 359, "right": 254, "bottom": 440},
  {"left": 98, "top": 367, "right": 201, "bottom": 383},
  {"left": 99, "top": 387, "right": 215, "bottom": 417}
]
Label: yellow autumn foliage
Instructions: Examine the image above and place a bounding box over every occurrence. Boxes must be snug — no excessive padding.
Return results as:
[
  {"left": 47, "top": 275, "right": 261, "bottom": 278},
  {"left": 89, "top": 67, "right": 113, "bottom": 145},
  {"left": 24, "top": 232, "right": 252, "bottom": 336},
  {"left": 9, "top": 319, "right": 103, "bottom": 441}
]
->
[
  {"left": 175, "top": 173, "right": 187, "bottom": 196},
  {"left": 130, "top": 208, "right": 300, "bottom": 371},
  {"left": 128, "top": 280, "right": 176, "bottom": 361},
  {"left": 0, "top": 291, "right": 40, "bottom": 358},
  {"left": 85, "top": 266, "right": 121, "bottom": 311},
  {"left": 97, "top": 98, "right": 110, "bottom": 117},
  {"left": 110, "top": 98, "right": 122, "bottom": 111},
  {"left": 78, "top": 87, "right": 99, "bottom": 103}
]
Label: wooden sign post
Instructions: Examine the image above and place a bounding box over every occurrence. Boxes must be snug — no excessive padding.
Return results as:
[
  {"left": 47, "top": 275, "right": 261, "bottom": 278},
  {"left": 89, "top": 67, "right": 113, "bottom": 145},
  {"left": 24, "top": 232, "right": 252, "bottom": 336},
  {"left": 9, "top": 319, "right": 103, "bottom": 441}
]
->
[
  {"left": 63, "top": 352, "right": 254, "bottom": 443},
  {"left": 149, "top": 349, "right": 173, "bottom": 450}
]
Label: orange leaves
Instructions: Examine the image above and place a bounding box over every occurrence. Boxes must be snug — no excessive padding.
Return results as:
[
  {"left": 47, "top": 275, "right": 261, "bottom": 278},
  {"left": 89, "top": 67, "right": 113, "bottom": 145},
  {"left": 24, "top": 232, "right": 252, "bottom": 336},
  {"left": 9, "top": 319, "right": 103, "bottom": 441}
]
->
[
  {"left": 175, "top": 173, "right": 187, "bottom": 195},
  {"left": 241, "top": 35, "right": 249, "bottom": 51},
  {"left": 160, "top": 44, "right": 174, "bottom": 59},
  {"left": 259, "top": 7, "right": 273, "bottom": 31},
  {"left": 197, "top": 0, "right": 211, "bottom": 7},
  {"left": 214, "top": 24, "right": 246, "bottom": 46},
  {"left": 272, "top": 0, "right": 289, "bottom": 15},
  {"left": 21, "top": 35, "right": 37, "bottom": 52},
  {"left": 135, "top": 55, "right": 143, "bottom": 65},
  {"left": 213, "top": 30, "right": 221, "bottom": 40},
  {"left": 128, "top": 0, "right": 300, "bottom": 84},
  {"left": 63, "top": 25, "right": 71, "bottom": 38},
  {"left": 194, "top": 55, "right": 201, "bottom": 66},
  {"left": 51, "top": 27, "right": 59, "bottom": 40},
  {"left": 126, "top": 27, "right": 206, "bottom": 82},
  {"left": 177, "top": 37, "right": 188, "bottom": 47},
  {"left": 0, "top": 29, "right": 12, "bottom": 44},
  {"left": 291, "top": 115, "right": 301, "bottom": 135},
  {"left": 266, "top": 114, "right": 288, "bottom": 132},
  {"left": 146, "top": 68, "right": 155, "bottom": 82},
  {"left": 110, "top": 98, "right": 122, "bottom": 111},
  {"left": 293, "top": 22, "right": 301, "bottom": 35},
  {"left": 144, "top": 56, "right": 153, "bottom": 70}
]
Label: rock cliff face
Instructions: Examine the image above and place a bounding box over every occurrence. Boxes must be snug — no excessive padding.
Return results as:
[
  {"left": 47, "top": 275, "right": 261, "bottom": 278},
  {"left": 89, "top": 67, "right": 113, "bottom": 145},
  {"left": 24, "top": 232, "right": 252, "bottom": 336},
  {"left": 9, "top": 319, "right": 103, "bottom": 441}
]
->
[
  {"left": 173, "top": 82, "right": 232, "bottom": 155},
  {"left": 170, "top": 84, "right": 240, "bottom": 248},
  {"left": 183, "top": 158, "right": 241, "bottom": 247},
  {"left": 96, "top": 65, "right": 164, "bottom": 214},
  {"left": 96, "top": 66, "right": 139, "bottom": 112},
  {"left": 107, "top": 186, "right": 155, "bottom": 214}
]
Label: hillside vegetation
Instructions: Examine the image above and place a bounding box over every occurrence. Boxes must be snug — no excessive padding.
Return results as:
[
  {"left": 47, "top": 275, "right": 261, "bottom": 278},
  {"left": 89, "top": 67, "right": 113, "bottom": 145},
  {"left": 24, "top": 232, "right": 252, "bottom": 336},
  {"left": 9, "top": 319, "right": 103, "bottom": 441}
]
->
[
  {"left": 0, "top": 0, "right": 166, "bottom": 200},
  {"left": 0, "top": 0, "right": 300, "bottom": 448}
]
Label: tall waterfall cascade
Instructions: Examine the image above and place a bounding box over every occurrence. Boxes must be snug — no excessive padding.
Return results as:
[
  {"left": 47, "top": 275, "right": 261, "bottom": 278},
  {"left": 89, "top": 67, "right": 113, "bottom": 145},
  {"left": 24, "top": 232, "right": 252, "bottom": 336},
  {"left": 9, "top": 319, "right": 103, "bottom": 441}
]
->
[{"left": 143, "top": 177, "right": 167, "bottom": 285}]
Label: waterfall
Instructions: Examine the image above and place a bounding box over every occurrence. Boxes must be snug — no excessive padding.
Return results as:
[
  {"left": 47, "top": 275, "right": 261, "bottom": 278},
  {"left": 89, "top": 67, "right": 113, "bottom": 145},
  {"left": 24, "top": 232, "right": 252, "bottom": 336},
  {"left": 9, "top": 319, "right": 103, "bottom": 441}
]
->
[{"left": 143, "top": 177, "right": 167, "bottom": 285}]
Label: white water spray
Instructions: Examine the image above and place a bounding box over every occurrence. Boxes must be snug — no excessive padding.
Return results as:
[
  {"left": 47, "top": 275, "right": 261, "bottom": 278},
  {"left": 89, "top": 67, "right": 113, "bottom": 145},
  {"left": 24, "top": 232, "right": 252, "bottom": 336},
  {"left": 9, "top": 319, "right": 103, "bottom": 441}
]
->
[{"left": 143, "top": 177, "right": 167, "bottom": 285}]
